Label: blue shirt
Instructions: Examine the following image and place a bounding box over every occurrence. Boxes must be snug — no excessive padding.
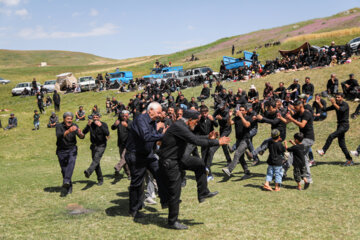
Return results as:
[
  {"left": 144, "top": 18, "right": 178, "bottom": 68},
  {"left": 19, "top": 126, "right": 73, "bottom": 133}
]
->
[{"left": 127, "top": 113, "right": 163, "bottom": 158}]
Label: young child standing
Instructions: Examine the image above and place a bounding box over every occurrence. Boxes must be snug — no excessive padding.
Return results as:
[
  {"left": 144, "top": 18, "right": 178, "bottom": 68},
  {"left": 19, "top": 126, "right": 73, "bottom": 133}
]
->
[
  {"left": 33, "top": 110, "right": 40, "bottom": 130},
  {"left": 284, "top": 133, "right": 310, "bottom": 190},
  {"left": 263, "top": 129, "right": 285, "bottom": 192}
]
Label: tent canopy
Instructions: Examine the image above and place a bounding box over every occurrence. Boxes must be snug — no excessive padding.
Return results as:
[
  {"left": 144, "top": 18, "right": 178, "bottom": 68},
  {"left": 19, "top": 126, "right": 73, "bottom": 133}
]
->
[
  {"left": 55, "top": 72, "right": 77, "bottom": 92},
  {"left": 279, "top": 42, "right": 311, "bottom": 57}
]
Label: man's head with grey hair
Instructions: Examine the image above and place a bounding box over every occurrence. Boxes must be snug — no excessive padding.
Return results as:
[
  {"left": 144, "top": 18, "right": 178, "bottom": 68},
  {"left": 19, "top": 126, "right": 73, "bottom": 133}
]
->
[
  {"left": 63, "top": 112, "right": 74, "bottom": 127},
  {"left": 147, "top": 101, "right": 162, "bottom": 121}
]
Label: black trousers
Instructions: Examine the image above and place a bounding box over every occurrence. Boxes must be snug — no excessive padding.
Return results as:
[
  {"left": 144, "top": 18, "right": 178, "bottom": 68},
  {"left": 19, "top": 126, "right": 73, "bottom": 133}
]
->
[
  {"left": 38, "top": 102, "right": 44, "bottom": 113},
  {"left": 126, "top": 152, "right": 168, "bottom": 213},
  {"left": 322, "top": 124, "right": 352, "bottom": 160},
  {"left": 201, "top": 146, "right": 217, "bottom": 176},
  {"left": 54, "top": 103, "right": 60, "bottom": 112},
  {"left": 87, "top": 144, "right": 106, "bottom": 181},
  {"left": 57, "top": 146, "right": 77, "bottom": 186}
]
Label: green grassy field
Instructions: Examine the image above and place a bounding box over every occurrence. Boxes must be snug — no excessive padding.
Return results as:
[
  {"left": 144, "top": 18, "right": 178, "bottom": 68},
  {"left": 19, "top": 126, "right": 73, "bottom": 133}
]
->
[{"left": 1, "top": 55, "right": 360, "bottom": 239}]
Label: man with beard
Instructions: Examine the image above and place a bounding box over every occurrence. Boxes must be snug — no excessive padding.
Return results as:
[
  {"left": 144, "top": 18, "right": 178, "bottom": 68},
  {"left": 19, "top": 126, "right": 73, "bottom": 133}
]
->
[
  {"left": 159, "top": 110, "right": 230, "bottom": 230},
  {"left": 83, "top": 113, "right": 109, "bottom": 186},
  {"left": 55, "top": 112, "right": 84, "bottom": 196},
  {"left": 327, "top": 74, "right": 339, "bottom": 95},
  {"left": 341, "top": 73, "right": 359, "bottom": 100},
  {"left": 317, "top": 93, "right": 353, "bottom": 165},
  {"left": 274, "top": 82, "right": 287, "bottom": 100}
]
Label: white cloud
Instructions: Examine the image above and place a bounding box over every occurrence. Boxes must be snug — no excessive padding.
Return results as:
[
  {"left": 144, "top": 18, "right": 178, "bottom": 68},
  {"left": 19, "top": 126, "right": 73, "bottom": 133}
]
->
[
  {"left": 0, "top": 0, "right": 20, "bottom": 6},
  {"left": 14, "top": 8, "right": 27, "bottom": 16},
  {"left": 89, "top": 8, "right": 98, "bottom": 17},
  {"left": 187, "top": 25, "right": 195, "bottom": 30},
  {"left": 18, "top": 23, "right": 119, "bottom": 39}
]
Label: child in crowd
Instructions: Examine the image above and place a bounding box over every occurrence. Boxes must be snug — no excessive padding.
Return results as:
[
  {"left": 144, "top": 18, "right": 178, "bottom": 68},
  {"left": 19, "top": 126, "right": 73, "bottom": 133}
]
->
[
  {"left": 263, "top": 129, "right": 285, "bottom": 192},
  {"left": 106, "top": 97, "right": 111, "bottom": 114},
  {"left": 284, "top": 133, "right": 310, "bottom": 191},
  {"left": 33, "top": 110, "right": 40, "bottom": 130}
]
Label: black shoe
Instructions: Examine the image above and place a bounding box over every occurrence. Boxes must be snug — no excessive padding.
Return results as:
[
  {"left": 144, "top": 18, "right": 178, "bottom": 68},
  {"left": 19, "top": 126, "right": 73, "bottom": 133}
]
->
[
  {"left": 62, "top": 182, "right": 71, "bottom": 189},
  {"left": 84, "top": 170, "right": 90, "bottom": 178},
  {"left": 114, "top": 169, "right": 120, "bottom": 177},
  {"left": 129, "top": 211, "right": 145, "bottom": 219},
  {"left": 199, "top": 191, "right": 219, "bottom": 203},
  {"left": 168, "top": 221, "right": 188, "bottom": 230},
  {"left": 97, "top": 181, "right": 103, "bottom": 186}
]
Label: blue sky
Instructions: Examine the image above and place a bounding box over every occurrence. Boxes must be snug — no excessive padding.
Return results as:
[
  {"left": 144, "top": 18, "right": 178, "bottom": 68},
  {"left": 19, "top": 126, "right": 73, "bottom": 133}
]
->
[{"left": 0, "top": 0, "right": 359, "bottom": 59}]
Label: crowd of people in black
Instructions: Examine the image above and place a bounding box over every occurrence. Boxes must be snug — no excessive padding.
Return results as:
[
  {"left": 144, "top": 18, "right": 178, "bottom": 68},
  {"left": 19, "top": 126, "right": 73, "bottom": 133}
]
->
[{"left": 46, "top": 65, "right": 360, "bottom": 230}]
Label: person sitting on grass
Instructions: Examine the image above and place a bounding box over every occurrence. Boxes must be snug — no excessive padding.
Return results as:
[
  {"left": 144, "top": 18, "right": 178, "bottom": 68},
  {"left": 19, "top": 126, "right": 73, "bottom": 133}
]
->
[
  {"left": 33, "top": 110, "right": 40, "bottom": 130},
  {"left": 76, "top": 106, "right": 86, "bottom": 121},
  {"left": 48, "top": 112, "right": 58, "bottom": 128},
  {"left": 263, "top": 129, "right": 285, "bottom": 192},
  {"left": 284, "top": 132, "right": 310, "bottom": 191},
  {"left": 4, "top": 113, "right": 17, "bottom": 130}
]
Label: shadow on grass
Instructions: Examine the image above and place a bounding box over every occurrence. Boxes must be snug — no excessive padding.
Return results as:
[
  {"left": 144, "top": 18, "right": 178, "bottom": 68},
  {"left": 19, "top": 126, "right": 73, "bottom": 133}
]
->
[
  {"left": 73, "top": 180, "right": 96, "bottom": 191},
  {"left": 44, "top": 186, "right": 63, "bottom": 193},
  {"left": 106, "top": 198, "right": 203, "bottom": 229},
  {"left": 116, "top": 191, "right": 129, "bottom": 198},
  {"left": 103, "top": 173, "right": 125, "bottom": 185},
  {"left": 315, "top": 161, "right": 351, "bottom": 166},
  {"left": 232, "top": 172, "right": 266, "bottom": 182}
]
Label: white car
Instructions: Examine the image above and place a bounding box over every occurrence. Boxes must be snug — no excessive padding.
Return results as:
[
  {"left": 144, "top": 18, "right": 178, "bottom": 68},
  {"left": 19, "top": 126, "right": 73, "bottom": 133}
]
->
[
  {"left": 348, "top": 37, "right": 360, "bottom": 52},
  {"left": 0, "top": 77, "right": 11, "bottom": 85},
  {"left": 42, "top": 80, "right": 56, "bottom": 93},
  {"left": 12, "top": 82, "right": 41, "bottom": 96},
  {"left": 78, "top": 76, "right": 96, "bottom": 91}
]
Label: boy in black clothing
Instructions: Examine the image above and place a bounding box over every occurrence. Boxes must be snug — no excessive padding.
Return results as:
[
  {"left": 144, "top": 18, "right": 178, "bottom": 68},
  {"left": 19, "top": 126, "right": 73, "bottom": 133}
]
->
[
  {"left": 263, "top": 129, "right": 285, "bottom": 192},
  {"left": 284, "top": 133, "right": 310, "bottom": 191}
]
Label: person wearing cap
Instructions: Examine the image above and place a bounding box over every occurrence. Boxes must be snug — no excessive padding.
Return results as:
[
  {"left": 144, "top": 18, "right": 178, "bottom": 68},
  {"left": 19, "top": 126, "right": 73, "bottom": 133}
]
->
[
  {"left": 159, "top": 109, "right": 230, "bottom": 230},
  {"left": 262, "top": 129, "right": 285, "bottom": 192},
  {"left": 279, "top": 100, "right": 314, "bottom": 182},
  {"left": 55, "top": 112, "right": 84, "bottom": 196},
  {"left": 83, "top": 113, "right": 109, "bottom": 186},
  {"left": 112, "top": 110, "right": 131, "bottom": 178},
  {"left": 222, "top": 105, "right": 253, "bottom": 179},
  {"left": 341, "top": 74, "right": 359, "bottom": 100},
  {"left": 302, "top": 77, "right": 314, "bottom": 103},
  {"left": 248, "top": 85, "right": 258, "bottom": 103},
  {"left": 4, "top": 113, "right": 17, "bottom": 130},
  {"left": 287, "top": 79, "right": 300, "bottom": 101},
  {"left": 316, "top": 93, "right": 353, "bottom": 166}
]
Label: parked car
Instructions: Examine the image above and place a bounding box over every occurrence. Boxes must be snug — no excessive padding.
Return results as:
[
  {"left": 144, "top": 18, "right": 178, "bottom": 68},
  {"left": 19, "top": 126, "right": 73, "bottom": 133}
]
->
[
  {"left": 42, "top": 80, "right": 56, "bottom": 92},
  {"left": 0, "top": 77, "right": 11, "bottom": 85},
  {"left": 78, "top": 76, "right": 96, "bottom": 91},
  {"left": 348, "top": 37, "right": 360, "bottom": 53},
  {"left": 12, "top": 82, "right": 41, "bottom": 96},
  {"left": 109, "top": 69, "right": 133, "bottom": 84},
  {"left": 183, "top": 66, "right": 219, "bottom": 79},
  {"left": 142, "top": 66, "right": 183, "bottom": 82},
  {"left": 151, "top": 71, "right": 185, "bottom": 84}
]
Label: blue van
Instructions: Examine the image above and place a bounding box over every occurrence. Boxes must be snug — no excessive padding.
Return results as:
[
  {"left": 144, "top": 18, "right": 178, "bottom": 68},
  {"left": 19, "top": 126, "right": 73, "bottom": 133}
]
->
[
  {"left": 223, "top": 51, "right": 258, "bottom": 70},
  {"left": 109, "top": 69, "right": 133, "bottom": 84}
]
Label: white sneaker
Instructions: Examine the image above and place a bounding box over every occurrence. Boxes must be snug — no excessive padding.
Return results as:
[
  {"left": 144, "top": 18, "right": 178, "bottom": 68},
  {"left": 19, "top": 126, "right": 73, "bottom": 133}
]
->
[
  {"left": 144, "top": 197, "right": 157, "bottom": 205},
  {"left": 207, "top": 175, "right": 214, "bottom": 182},
  {"left": 354, "top": 98, "right": 360, "bottom": 102},
  {"left": 350, "top": 151, "right": 359, "bottom": 157},
  {"left": 317, "top": 149, "right": 324, "bottom": 156},
  {"left": 151, "top": 192, "right": 156, "bottom": 199}
]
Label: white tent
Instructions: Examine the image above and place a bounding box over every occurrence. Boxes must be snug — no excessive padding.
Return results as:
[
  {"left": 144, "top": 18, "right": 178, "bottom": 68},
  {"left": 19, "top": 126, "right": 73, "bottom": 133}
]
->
[{"left": 55, "top": 72, "right": 77, "bottom": 92}]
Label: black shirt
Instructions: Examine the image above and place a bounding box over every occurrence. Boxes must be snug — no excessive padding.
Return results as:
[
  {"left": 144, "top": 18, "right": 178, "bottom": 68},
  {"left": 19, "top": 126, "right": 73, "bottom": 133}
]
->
[
  {"left": 159, "top": 120, "right": 219, "bottom": 161},
  {"left": 233, "top": 115, "right": 252, "bottom": 140},
  {"left": 267, "top": 140, "right": 285, "bottom": 166},
  {"left": 195, "top": 116, "right": 218, "bottom": 135},
  {"left": 260, "top": 111, "right": 286, "bottom": 140},
  {"left": 287, "top": 144, "right": 305, "bottom": 168},
  {"left": 56, "top": 123, "right": 81, "bottom": 150},
  {"left": 327, "top": 78, "right": 338, "bottom": 94},
  {"left": 274, "top": 86, "right": 286, "bottom": 100},
  {"left": 111, "top": 119, "right": 132, "bottom": 148},
  {"left": 302, "top": 83, "right": 314, "bottom": 96},
  {"left": 293, "top": 110, "right": 314, "bottom": 140},
  {"left": 83, "top": 121, "right": 109, "bottom": 146},
  {"left": 312, "top": 99, "right": 327, "bottom": 114},
  {"left": 325, "top": 101, "right": 349, "bottom": 125},
  {"left": 213, "top": 108, "right": 231, "bottom": 132}
]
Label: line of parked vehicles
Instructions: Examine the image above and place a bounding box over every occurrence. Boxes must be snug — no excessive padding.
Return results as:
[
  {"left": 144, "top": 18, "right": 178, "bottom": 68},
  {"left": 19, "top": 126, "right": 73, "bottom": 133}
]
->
[{"left": 9, "top": 65, "right": 219, "bottom": 96}]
